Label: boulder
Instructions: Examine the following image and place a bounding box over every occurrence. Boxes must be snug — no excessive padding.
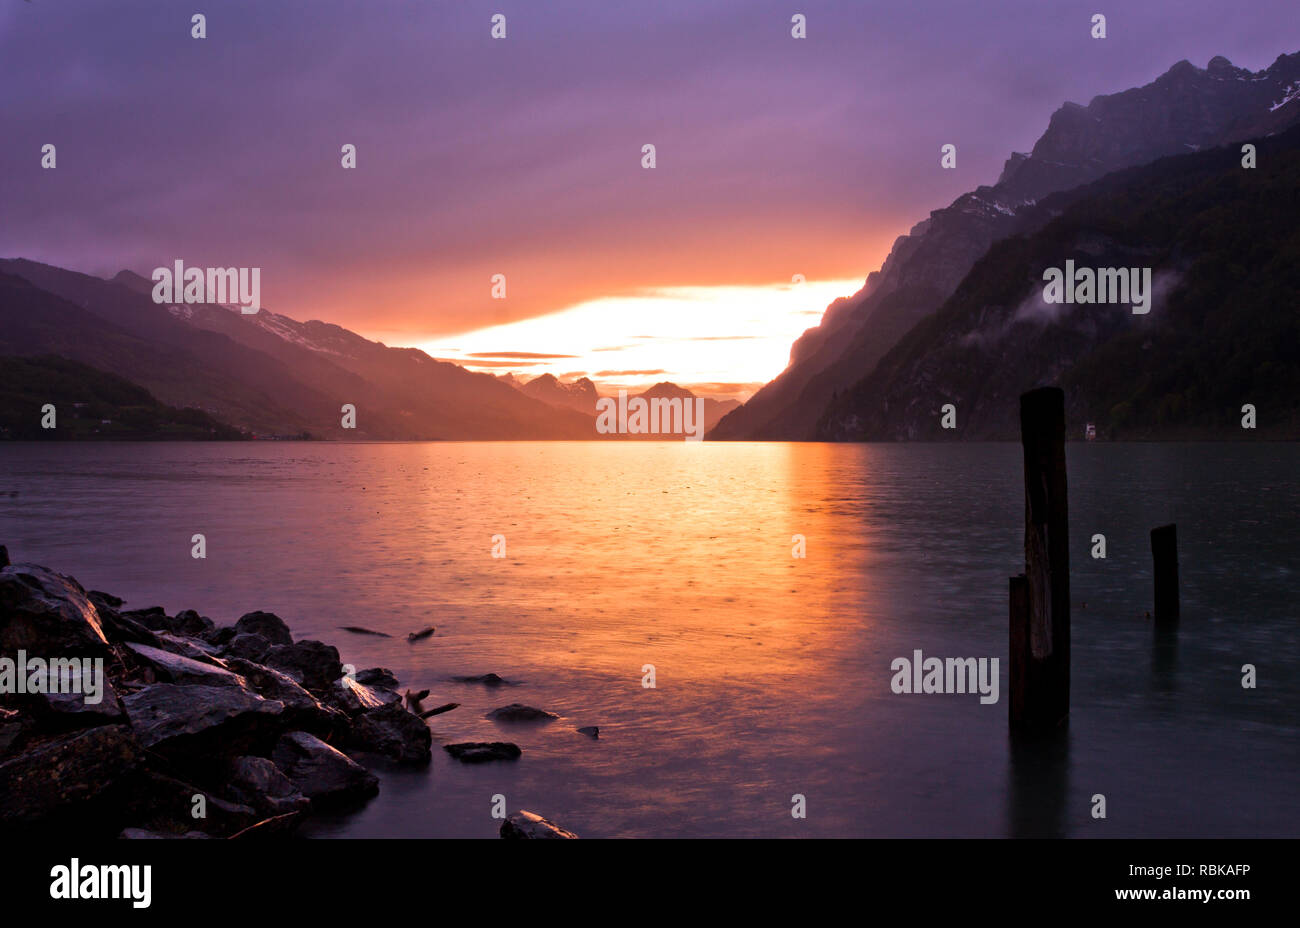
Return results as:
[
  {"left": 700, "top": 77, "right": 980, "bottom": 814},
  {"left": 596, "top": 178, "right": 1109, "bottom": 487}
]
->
[
  {"left": 453, "top": 672, "right": 505, "bottom": 686},
  {"left": 90, "top": 596, "right": 167, "bottom": 647},
  {"left": 577, "top": 726, "right": 599, "bottom": 739},
  {"left": 444, "top": 742, "right": 522, "bottom": 764},
  {"left": 271, "top": 731, "right": 379, "bottom": 807},
  {"left": 172, "top": 609, "right": 215, "bottom": 638},
  {"left": 201, "top": 625, "right": 238, "bottom": 647},
  {"left": 0, "top": 564, "right": 109, "bottom": 655},
  {"left": 500, "top": 810, "right": 579, "bottom": 839},
  {"left": 121, "top": 683, "right": 285, "bottom": 757},
  {"left": 227, "top": 755, "right": 312, "bottom": 817},
  {"left": 121, "top": 606, "right": 215, "bottom": 639},
  {"left": 486, "top": 703, "right": 559, "bottom": 722},
  {"left": 152, "top": 632, "right": 222, "bottom": 662},
  {"left": 0, "top": 724, "right": 141, "bottom": 824},
  {"left": 263, "top": 640, "right": 342, "bottom": 693},
  {"left": 326, "top": 675, "right": 402, "bottom": 716},
  {"left": 35, "top": 674, "right": 125, "bottom": 726},
  {"left": 233, "top": 611, "right": 293, "bottom": 646},
  {"left": 223, "top": 658, "right": 347, "bottom": 736},
  {"left": 223, "top": 633, "right": 271, "bottom": 662},
  {"left": 346, "top": 704, "right": 432, "bottom": 765},
  {"left": 124, "top": 642, "right": 244, "bottom": 687}
]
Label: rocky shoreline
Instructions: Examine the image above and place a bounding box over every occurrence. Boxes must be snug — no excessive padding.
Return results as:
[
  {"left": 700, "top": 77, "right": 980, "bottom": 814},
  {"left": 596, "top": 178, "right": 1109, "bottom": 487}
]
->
[{"left": 0, "top": 547, "right": 577, "bottom": 839}]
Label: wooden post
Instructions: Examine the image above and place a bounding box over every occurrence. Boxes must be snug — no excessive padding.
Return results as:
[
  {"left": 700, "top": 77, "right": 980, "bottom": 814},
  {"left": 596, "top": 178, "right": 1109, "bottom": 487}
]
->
[
  {"left": 1008, "top": 574, "right": 1029, "bottom": 728},
  {"left": 1151, "top": 524, "right": 1179, "bottom": 628},
  {"left": 1013, "top": 388, "right": 1070, "bottom": 734}
]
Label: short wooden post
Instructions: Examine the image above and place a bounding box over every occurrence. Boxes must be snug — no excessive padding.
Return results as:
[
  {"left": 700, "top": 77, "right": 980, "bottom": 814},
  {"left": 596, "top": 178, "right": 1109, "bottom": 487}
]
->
[
  {"left": 1151, "top": 523, "right": 1179, "bottom": 628},
  {"left": 1012, "top": 387, "right": 1070, "bottom": 734}
]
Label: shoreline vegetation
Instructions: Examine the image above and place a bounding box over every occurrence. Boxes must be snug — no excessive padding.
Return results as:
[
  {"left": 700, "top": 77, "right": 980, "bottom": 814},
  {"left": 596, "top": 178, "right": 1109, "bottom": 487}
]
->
[{"left": 0, "top": 547, "right": 578, "bottom": 839}]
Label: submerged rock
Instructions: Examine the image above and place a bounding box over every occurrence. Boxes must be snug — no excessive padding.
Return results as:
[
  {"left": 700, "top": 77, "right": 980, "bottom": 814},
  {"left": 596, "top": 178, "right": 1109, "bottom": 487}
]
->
[
  {"left": 500, "top": 810, "right": 579, "bottom": 839},
  {"left": 444, "top": 741, "right": 522, "bottom": 763},
  {"left": 486, "top": 703, "right": 558, "bottom": 722},
  {"left": 454, "top": 672, "right": 506, "bottom": 686},
  {"left": 577, "top": 726, "right": 599, "bottom": 739},
  {"left": 354, "top": 667, "right": 399, "bottom": 688},
  {"left": 272, "top": 731, "right": 379, "bottom": 806}
]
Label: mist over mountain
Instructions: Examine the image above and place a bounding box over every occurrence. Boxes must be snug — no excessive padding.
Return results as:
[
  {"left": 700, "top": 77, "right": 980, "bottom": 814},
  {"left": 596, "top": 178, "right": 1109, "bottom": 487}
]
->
[
  {"left": 817, "top": 122, "right": 1300, "bottom": 439},
  {"left": 709, "top": 52, "right": 1300, "bottom": 441}
]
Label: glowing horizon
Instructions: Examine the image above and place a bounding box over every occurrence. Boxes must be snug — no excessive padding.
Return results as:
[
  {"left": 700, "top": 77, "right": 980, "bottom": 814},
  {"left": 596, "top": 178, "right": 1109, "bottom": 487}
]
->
[{"left": 415, "top": 277, "right": 863, "bottom": 401}]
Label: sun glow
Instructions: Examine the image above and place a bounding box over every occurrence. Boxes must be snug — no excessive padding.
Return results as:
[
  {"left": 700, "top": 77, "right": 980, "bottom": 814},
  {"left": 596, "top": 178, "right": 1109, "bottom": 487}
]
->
[{"left": 420, "top": 279, "right": 861, "bottom": 401}]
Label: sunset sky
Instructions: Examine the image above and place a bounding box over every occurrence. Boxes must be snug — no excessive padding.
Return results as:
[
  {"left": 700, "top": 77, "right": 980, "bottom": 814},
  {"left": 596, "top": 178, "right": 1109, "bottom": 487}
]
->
[{"left": 3, "top": 0, "right": 1297, "bottom": 398}]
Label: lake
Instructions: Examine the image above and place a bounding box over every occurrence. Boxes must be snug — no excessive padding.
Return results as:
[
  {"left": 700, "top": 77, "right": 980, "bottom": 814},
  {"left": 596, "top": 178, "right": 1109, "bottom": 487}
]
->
[{"left": 1, "top": 440, "right": 1296, "bottom": 837}]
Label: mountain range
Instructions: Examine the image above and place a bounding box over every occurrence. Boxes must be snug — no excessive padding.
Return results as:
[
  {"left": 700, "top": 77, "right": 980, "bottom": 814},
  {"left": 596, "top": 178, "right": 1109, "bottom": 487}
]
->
[
  {"left": 0, "top": 261, "right": 733, "bottom": 439},
  {"left": 709, "top": 52, "right": 1300, "bottom": 440}
]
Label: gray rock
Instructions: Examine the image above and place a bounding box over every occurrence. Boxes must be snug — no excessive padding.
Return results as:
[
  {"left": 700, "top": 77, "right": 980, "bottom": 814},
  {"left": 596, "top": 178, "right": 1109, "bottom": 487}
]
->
[
  {"left": 223, "top": 633, "right": 271, "bottom": 662},
  {"left": 153, "top": 632, "right": 222, "bottom": 662},
  {"left": 346, "top": 703, "right": 432, "bottom": 765},
  {"left": 0, "top": 563, "right": 110, "bottom": 655},
  {"left": 172, "top": 609, "right": 215, "bottom": 637},
  {"left": 227, "top": 755, "right": 312, "bottom": 817},
  {"left": 263, "top": 640, "right": 342, "bottom": 693},
  {"left": 271, "top": 731, "right": 379, "bottom": 807},
  {"left": 223, "top": 657, "right": 347, "bottom": 736},
  {"left": 500, "top": 810, "right": 579, "bottom": 839},
  {"left": 233, "top": 611, "right": 293, "bottom": 646},
  {"left": 121, "top": 683, "right": 285, "bottom": 756},
  {"left": 124, "top": 642, "right": 244, "bottom": 688},
  {"left": 444, "top": 742, "right": 522, "bottom": 763},
  {"left": 486, "top": 703, "right": 559, "bottom": 722}
]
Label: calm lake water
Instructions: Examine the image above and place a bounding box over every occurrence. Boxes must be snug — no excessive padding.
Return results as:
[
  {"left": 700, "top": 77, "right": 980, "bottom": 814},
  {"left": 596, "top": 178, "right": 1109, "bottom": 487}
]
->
[{"left": 1, "top": 441, "right": 1296, "bottom": 838}]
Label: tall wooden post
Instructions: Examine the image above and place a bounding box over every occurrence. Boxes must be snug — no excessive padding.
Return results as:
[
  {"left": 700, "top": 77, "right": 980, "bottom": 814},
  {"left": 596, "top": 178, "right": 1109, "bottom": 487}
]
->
[
  {"left": 1151, "top": 524, "right": 1179, "bottom": 628},
  {"left": 1011, "top": 387, "right": 1070, "bottom": 734}
]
